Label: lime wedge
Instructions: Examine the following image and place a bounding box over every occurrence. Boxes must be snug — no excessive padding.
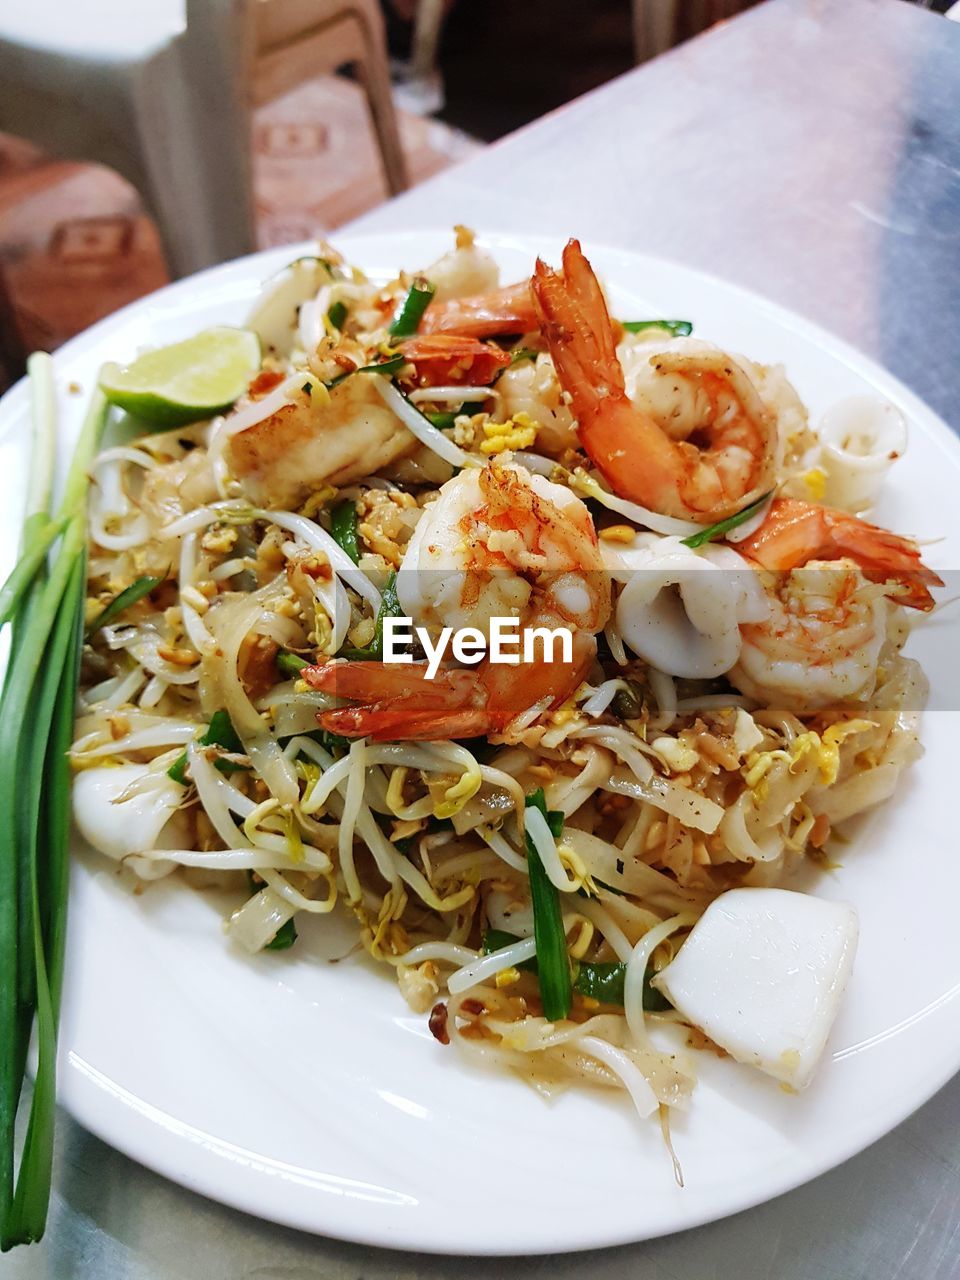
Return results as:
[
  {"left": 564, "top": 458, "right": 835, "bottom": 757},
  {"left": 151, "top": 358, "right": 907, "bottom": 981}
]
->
[{"left": 99, "top": 327, "right": 261, "bottom": 428}]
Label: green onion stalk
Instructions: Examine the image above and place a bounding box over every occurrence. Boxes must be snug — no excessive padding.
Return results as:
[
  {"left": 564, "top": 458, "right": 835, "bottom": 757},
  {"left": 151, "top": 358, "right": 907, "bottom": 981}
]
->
[{"left": 0, "top": 357, "right": 108, "bottom": 1247}]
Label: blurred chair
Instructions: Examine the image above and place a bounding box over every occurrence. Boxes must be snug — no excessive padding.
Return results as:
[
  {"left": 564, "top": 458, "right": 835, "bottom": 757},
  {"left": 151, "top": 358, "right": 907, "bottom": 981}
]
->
[{"left": 0, "top": 0, "right": 409, "bottom": 280}]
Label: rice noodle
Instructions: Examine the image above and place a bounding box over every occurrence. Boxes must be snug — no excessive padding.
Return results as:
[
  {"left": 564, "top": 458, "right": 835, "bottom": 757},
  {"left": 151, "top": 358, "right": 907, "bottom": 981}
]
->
[
  {"left": 577, "top": 1037, "right": 659, "bottom": 1118},
  {"left": 71, "top": 723, "right": 197, "bottom": 760},
  {"left": 254, "top": 506, "right": 381, "bottom": 613}
]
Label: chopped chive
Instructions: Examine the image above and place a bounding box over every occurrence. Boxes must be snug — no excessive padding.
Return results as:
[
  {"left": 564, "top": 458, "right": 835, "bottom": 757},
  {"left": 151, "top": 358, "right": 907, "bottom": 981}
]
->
[
  {"left": 276, "top": 650, "right": 309, "bottom": 678},
  {"left": 524, "top": 789, "right": 571, "bottom": 1022},
  {"left": 329, "top": 499, "right": 360, "bottom": 564},
  {"left": 264, "top": 918, "right": 298, "bottom": 951},
  {"left": 387, "top": 277, "right": 435, "bottom": 338},
  {"left": 85, "top": 573, "right": 166, "bottom": 638},
  {"left": 482, "top": 930, "right": 671, "bottom": 1010},
  {"left": 324, "top": 353, "right": 407, "bottom": 390},
  {"left": 244, "top": 876, "right": 298, "bottom": 952},
  {"left": 426, "top": 400, "right": 484, "bottom": 430},
  {"left": 167, "top": 710, "right": 246, "bottom": 785},
  {"left": 621, "top": 319, "right": 693, "bottom": 337},
  {"left": 339, "top": 571, "right": 403, "bottom": 661},
  {"left": 426, "top": 410, "right": 457, "bottom": 430},
  {"left": 681, "top": 490, "right": 773, "bottom": 549},
  {"left": 327, "top": 300, "right": 348, "bottom": 331},
  {"left": 307, "top": 727, "right": 352, "bottom": 757}
]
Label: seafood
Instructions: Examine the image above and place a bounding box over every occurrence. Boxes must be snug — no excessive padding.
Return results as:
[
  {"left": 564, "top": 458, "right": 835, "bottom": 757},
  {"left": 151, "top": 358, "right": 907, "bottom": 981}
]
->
[
  {"left": 419, "top": 281, "right": 539, "bottom": 339},
  {"left": 729, "top": 561, "right": 897, "bottom": 712},
  {"left": 225, "top": 375, "right": 416, "bottom": 507},
  {"left": 397, "top": 334, "right": 511, "bottom": 387},
  {"left": 736, "top": 497, "right": 943, "bottom": 611},
  {"left": 605, "top": 534, "right": 768, "bottom": 680},
  {"left": 305, "top": 463, "right": 611, "bottom": 738},
  {"left": 532, "top": 239, "right": 777, "bottom": 522}
]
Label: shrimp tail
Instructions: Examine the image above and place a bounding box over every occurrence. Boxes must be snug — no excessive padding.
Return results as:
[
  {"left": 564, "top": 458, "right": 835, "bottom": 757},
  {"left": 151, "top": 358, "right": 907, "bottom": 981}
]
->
[
  {"left": 738, "top": 498, "right": 943, "bottom": 611},
  {"left": 307, "top": 661, "right": 493, "bottom": 741},
  {"left": 532, "top": 240, "right": 624, "bottom": 419}
]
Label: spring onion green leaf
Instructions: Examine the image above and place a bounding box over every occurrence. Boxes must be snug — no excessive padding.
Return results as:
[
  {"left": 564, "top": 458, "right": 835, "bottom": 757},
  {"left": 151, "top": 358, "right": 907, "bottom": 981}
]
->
[
  {"left": 621, "top": 319, "right": 693, "bottom": 337},
  {"left": 276, "top": 650, "right": 309, "bottom": 678},
  {"left": 85, "top": 573, "right": 166, "bottom": 638},
  {"left": 324, "top": 354, "right": 407, "bottom": 390},
  {"left": 329, "top": 499, "right": 360, "bottom": 564},
  {"left": 482, "top": 930, "right": 671, "bottom": 1010},
  {"left": 339, "top": 572, "right": 403, "bottom": 661},
  {"left": 167, "top": 710, "right": 246, "bottom": 785},
  {"left": 524, "top": 789, "right": 571, "bottom": 1022},
  {"left": 387, "top": 277, "right": 435, "bottom": 338},
  {"left": 326, "top": 300, "right": 348, "bottom": 331},
  {"left": 680, "top": 490, "right": 773, "bottom": 549},
  {"left": 0, "top": 518, "right": 66, "bottom": 628}
]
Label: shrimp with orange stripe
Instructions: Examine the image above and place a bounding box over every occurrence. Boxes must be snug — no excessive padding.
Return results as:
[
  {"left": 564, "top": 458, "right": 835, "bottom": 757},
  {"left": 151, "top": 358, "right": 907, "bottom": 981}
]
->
[{"left": 304, "top": 461, "right": 611, "bottom": 740}]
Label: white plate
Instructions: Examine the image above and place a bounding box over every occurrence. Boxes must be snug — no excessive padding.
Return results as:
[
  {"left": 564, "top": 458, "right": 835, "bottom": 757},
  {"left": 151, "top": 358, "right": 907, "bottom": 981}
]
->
[{"left": 1, "top": 232, "right": 958, "bottom": 1256}]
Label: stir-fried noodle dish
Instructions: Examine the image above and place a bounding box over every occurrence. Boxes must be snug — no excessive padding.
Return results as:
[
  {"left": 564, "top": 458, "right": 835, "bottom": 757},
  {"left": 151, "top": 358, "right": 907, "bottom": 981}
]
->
[{"left": 73, "top": 230, "right": 944, "bottom": 1147}]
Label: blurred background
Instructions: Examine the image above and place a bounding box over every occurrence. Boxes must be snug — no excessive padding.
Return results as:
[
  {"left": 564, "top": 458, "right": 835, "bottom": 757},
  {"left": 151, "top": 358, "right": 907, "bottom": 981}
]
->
[{"left": 0, "top": 0, "right": 953, "bottom": 384}]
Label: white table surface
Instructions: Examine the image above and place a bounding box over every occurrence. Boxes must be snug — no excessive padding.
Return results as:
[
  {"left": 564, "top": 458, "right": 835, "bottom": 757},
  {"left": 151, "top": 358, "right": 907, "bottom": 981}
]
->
[{"left": 9, "top": 0, "right": 960, "bottom": 1275}]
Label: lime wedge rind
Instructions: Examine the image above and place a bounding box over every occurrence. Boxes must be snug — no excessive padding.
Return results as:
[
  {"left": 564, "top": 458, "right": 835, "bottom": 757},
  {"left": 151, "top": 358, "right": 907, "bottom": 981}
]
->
[{"left": 99, "top": 326, "right": 261, "bottom": 428}]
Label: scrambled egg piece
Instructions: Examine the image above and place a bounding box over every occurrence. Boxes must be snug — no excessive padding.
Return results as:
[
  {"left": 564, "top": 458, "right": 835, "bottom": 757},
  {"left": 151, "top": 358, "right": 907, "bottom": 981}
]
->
[
  {"left": 479, "top": 411, "right": 538, "bottom": 455},
  {"left": 801, "top": 467, "right": 827, "bottom": 501}
]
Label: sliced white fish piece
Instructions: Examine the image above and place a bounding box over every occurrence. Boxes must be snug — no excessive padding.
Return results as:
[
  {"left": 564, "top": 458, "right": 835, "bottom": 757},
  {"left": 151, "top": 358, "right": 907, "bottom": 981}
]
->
[{"left": 653, "top": 887, "right": 858, "bottom": 1090}]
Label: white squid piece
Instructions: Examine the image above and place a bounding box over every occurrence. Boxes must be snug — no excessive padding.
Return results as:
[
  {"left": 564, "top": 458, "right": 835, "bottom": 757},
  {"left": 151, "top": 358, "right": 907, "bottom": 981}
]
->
[{"left": 603, "top": 534, "right": 768, "bottom": 679}]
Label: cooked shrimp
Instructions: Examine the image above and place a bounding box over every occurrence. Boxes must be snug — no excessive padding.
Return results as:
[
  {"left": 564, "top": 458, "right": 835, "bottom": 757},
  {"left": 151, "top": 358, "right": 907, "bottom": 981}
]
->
[
  {"left": 397, "top": 334, "right": 511, "bottom": 387},
  {"left": 729, "top": 561, "right": 897, "bottom": 712},
  {"left": 421, "top": 225, "right": 501, "bottom": 302},
  {"left": 496, "top": 354, "right": 578, "bottom": 455},
  {"left": 736, "top": 498, "right": 943, "bottom": 611},
  {"left": 532, "top": 240, "right": 777, "bottom": 522},
  {"left": 419, "top": 281, "right": 539, "bottom": 339},
  {"left": 225, "top": 375, "right": 416, "bottom": 508},
  {"left": 304, "top": 463, "right": 611, "bottom": 739}
]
